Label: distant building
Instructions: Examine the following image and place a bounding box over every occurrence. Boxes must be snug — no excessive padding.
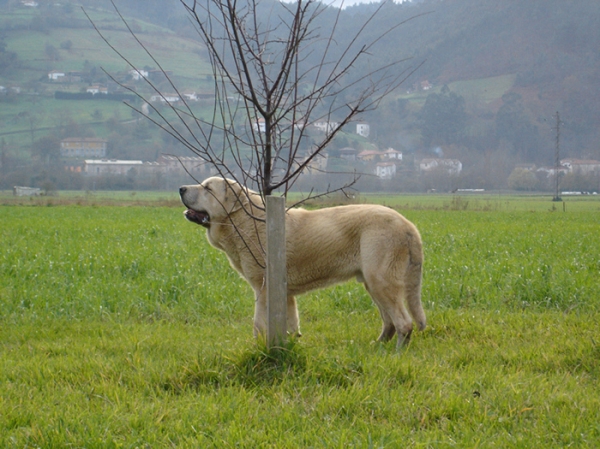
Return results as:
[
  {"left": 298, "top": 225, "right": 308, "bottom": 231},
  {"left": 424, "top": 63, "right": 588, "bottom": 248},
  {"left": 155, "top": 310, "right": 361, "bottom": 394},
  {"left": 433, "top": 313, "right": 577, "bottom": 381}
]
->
[
  {"left": 129, "top": 69, "right": 149, "bottom": 81},
  {"left": 48, "top": 70, "right": 65, "bottom": 81},
  {"left": 149, "top": 93, "right": 181, "bottom": 104},
  {"left": 339, "top": 147, "right": 358, "bottom": 161},
  {"left": 313, "top": 121, "right": 339, "bottom": 134},
  {"left": 60, "top": 138, "right": 108, "bottom": 158},
  {"left": 156, "top": 155, "right": 209, "bottom": 177},
  {"left": 560, "top": 158, "right": 600, "bottom": 174},
  {"left": 536, "top": 166, "right": 569, "bottom": 178},
  {"left": 375, "top": 162, "right": 396, "bottom": 179},
  {"left": 253, "top": 118, "right": 266, "bottom": 133},
  {"left": 382, "top": 148, "right": 402, "bottom": 161},
  {"left": 356, "top": 123, "right": 370, "bottom": 137},
  {"left": 357, "top": 148, "right": 402, "bottom": 162},
  {"left": 13, "top": 186, "right": 41, "bottom": 196},
  {"left": 86, "top": 85, "right": 108, "bottom": 95},
  {"left": 84, "top": 160, "right": 144, "bottom": 176},
  {"left": 181, "top": 91, "right": 199, "bottom": 102},
  {"left": 419, "top": 158, "right": 462, "bottom": 175},
  {"left": 357, "top": 150, "right": 383, "bottom": 162},
  {"left": 84, "top": 156, "right": 212, "bottom": 178}
]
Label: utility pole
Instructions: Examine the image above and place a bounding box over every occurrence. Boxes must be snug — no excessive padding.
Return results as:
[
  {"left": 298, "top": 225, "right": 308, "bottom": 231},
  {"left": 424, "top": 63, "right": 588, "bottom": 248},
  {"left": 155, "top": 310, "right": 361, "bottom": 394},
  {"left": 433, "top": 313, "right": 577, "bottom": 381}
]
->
[{"left": 552, "top": 111, "right": 562, "bottom": 202}]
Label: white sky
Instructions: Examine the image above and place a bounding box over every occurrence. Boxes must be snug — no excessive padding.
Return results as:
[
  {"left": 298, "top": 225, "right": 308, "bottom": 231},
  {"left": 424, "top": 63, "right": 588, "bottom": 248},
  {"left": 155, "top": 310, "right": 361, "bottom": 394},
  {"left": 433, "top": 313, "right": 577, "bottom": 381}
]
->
[
  {"left": 280, "top": 0, "right": 409, "bottom": 9},
  {"left": 326, "top": 0, "right": 408, "bottom": 8}
]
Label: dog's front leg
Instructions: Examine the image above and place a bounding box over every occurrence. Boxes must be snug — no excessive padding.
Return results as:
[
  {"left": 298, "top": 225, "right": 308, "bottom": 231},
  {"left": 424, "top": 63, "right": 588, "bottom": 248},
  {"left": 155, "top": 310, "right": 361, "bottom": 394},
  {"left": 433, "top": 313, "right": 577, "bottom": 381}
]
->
[
  {"left": 287, "top": 296, "right": 301, "bottom": 337},
  {"left": 253, "top": 292, "right": 301, "bottom": 338},
  {"left": 253, "top": 289, "right": 268, "bottom": 337}
]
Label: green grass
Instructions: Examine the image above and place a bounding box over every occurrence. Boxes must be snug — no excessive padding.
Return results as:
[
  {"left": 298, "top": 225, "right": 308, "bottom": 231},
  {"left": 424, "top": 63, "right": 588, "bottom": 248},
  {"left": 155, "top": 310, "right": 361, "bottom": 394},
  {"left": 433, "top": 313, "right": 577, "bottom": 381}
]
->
[
  {"left": 448, "top": 74, "right": 517, "bottom": 103},
  {"left": 1, "top": 200, "right": 599, "bottom": 447},
  {"left": 394, "top": 74, "right": 516, "bottom": 107},
  {"left": 297, "top": 191, "right": 600, "bottom": 212}
]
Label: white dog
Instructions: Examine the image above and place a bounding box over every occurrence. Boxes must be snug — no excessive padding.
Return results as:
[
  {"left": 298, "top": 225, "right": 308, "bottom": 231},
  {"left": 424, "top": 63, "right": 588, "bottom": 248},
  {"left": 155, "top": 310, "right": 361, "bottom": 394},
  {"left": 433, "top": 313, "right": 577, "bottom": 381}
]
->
[{"left": 180, "top": 177, "right": 426, "bottom": 346}]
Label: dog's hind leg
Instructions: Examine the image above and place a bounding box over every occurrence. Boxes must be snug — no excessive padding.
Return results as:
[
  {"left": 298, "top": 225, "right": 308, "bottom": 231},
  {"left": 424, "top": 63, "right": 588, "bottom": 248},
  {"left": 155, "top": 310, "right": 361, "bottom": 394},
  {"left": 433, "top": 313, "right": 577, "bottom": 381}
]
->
[
  {"left": 364, "top": 272, "right": 414, "bottom": 347},
  {"left": 365, "top": 282, "right": 396, "bottom": 342},
  {"left": 404, "top": 260, "right": 426, "bottom": 332}
]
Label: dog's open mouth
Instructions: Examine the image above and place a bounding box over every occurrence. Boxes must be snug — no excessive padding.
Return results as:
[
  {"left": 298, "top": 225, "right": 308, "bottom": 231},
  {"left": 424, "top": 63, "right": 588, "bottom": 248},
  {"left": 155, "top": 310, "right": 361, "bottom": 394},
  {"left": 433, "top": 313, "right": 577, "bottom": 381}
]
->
[{"left": 184, "top": 209, "right": 210, "bottom": 227}]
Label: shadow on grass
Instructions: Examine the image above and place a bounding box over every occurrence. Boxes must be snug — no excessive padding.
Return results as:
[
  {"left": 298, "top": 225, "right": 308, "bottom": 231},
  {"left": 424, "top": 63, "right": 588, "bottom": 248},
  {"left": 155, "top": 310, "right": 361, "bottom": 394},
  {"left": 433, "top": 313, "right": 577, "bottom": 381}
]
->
[{"left": 162, "top": 338, "right": 364, "bottom": 392}]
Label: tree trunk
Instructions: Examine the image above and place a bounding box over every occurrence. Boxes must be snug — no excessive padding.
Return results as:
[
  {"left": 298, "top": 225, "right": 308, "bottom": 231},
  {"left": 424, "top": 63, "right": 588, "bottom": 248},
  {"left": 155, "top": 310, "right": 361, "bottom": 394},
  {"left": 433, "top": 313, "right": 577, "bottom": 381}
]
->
[{"left": 265, "top": 195, "right": 287, "bottom": 347}]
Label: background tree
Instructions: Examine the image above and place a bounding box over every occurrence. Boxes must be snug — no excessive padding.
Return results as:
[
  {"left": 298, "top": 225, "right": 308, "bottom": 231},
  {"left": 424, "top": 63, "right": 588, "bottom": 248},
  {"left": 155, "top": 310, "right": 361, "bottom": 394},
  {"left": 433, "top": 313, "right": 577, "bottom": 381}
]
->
[
  {"left": 507, "top": 167, "right": 539, "bottom": 191},
  {"left": 31, "top": 135, "right": 61, "bottom": 166},
  {"left": 420, "top": 85, "right": 467, "bottom": 148},
  {"left": 495, "top": 92, "right": 542, "bottom": 162}
]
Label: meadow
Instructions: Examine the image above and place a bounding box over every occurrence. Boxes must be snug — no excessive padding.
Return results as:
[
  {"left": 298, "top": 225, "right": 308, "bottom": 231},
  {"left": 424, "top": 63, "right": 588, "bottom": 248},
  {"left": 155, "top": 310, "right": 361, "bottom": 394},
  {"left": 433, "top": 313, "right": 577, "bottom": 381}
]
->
[{"left": 0, "top": 195, "right": 599, "bottom": 447}]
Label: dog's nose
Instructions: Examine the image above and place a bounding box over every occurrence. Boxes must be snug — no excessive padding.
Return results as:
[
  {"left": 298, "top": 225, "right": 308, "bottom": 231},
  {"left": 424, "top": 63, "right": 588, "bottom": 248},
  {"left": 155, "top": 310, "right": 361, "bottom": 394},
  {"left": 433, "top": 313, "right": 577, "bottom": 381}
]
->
[{"left": 179, "top": 186, "right": 187, "bottom": 197}]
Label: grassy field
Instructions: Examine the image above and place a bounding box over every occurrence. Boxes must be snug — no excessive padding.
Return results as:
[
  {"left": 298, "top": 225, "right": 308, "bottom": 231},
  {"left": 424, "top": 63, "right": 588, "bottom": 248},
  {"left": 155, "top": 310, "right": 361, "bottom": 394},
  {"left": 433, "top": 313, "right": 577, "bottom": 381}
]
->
[
  {"left": 394, "top": 74, "right": 516, "bottom": 107},
  {"left": 1, "top": 196, "right": 599, "bottom": 447}
]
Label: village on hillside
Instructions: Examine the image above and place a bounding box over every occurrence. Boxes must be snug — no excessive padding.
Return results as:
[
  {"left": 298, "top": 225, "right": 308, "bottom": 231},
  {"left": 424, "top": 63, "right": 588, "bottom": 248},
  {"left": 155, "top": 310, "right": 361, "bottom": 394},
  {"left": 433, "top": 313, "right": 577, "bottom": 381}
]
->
[{"left": 4, "top": 62, "right": 599, "bottom": 194}]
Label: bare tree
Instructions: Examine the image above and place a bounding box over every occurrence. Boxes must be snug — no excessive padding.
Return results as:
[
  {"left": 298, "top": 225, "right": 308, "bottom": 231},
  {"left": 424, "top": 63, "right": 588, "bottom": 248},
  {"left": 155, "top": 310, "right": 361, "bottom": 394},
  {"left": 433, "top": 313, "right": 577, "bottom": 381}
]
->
[{"left": 87, "top": 0, "right": 423, "bottom": 345}]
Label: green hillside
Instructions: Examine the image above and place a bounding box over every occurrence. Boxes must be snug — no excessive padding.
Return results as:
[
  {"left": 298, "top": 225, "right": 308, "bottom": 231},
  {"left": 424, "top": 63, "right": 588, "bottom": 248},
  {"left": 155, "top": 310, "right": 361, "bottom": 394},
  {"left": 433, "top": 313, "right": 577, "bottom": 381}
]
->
[
  {"left": 0, "top": 2, "right": 211, "bottom": 161},
  {"left": 1, "top": 5, "right": 209, "bottom": 79}
]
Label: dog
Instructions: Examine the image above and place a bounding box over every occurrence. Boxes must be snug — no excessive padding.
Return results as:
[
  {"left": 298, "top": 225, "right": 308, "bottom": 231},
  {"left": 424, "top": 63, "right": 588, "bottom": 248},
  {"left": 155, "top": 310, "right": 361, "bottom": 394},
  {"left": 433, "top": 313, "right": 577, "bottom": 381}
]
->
[{"left": 180, "top": 177, "right": 426, "bottom": 347}]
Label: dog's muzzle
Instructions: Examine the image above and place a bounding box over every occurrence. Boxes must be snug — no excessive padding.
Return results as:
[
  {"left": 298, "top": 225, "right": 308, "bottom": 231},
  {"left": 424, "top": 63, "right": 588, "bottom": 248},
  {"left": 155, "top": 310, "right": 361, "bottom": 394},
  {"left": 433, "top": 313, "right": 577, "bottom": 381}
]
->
[
  {"left": 184, "top": 209, "right": 210, "bottom": 227},
  {"left": 180, "top": 186, "right": 210, "bottom": 227}
]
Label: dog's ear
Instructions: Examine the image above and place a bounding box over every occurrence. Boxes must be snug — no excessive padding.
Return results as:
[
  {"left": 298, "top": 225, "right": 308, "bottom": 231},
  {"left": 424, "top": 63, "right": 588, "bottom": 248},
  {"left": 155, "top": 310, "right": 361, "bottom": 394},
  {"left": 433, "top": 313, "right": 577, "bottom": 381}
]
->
[{"left": 224, "top": 179, "right": 245, "bottom": 214}]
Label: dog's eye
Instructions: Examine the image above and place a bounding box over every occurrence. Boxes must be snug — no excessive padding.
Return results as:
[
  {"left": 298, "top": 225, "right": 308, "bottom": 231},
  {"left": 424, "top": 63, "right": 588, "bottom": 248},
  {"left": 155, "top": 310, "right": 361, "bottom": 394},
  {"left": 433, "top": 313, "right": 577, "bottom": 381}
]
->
[{"left": 203, "top": 184, "right": 212, "bottom": 192}]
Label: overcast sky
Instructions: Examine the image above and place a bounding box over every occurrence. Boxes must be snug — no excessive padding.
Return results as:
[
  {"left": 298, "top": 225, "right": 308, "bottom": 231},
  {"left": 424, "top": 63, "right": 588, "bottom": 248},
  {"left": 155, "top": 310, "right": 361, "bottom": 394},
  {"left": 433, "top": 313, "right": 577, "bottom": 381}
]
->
[{"left": 299, "top": 0, "right": 409, "bottom": 9}]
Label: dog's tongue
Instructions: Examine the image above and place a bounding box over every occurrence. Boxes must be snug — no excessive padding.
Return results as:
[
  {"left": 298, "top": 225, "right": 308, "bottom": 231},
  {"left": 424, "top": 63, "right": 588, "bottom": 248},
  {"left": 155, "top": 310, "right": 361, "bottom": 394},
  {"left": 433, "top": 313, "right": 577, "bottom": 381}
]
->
[{"left": 184, "top": 209, "right": 210, "bottom": 226}]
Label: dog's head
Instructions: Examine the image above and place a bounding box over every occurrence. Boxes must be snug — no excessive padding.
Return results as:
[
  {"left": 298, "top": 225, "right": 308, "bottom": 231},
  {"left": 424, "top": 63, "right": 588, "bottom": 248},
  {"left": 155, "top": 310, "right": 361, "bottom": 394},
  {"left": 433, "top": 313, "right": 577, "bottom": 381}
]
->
[{"left": 179, "top": 177, "right": 244, "bottom": 228}]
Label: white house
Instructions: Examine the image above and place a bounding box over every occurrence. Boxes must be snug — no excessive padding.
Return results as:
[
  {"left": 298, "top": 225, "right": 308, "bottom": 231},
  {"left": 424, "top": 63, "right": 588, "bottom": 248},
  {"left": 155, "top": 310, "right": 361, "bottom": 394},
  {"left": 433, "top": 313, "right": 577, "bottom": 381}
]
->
[
  {"left": 560, "top": 159, "right": 600, "bottom": 175},
  {"left": 48, "top": 70, "right": 65, "bottom": 81},
  {"left": 253, "top": 118, "right": 266, "bottom": 133},
  {"left": 313, "top": 121, "right": 339, "bottom": 134},
  {"left": 86, "top": 85, "right": 108, "bottom": 95},
  {"left": 181, "top": 91, "right": 199, "bottom": 102},
  {"left": 419, "top": 158, "right": 462, "bottom": 175},
  {"left": 84, "top": 160, "right": 144, "bottom": 176},
  {"left": 375, "top": 162, "right": 396, "bottom": 179},
  {"left": 129, "top": 69, "right": 149, "bottom": 81},
  {"left": 356, "top": 123, "right": 370, "bottom": 138},
  {"left": 536, "top": 166, "right": 569, "bottom": 178},
  {"left": 382, "top": 148, "right": 402, "bottom": 161},
  {"left": 150, "top": 94, "right": 181, "bottom": 104}
]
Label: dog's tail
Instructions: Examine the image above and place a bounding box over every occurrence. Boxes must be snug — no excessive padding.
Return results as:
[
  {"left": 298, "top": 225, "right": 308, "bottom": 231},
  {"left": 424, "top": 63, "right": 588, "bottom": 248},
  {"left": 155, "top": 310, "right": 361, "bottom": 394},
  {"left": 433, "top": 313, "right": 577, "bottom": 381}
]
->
[{"left": 405, "top": 230, "right": 426, "bottom": 331}]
